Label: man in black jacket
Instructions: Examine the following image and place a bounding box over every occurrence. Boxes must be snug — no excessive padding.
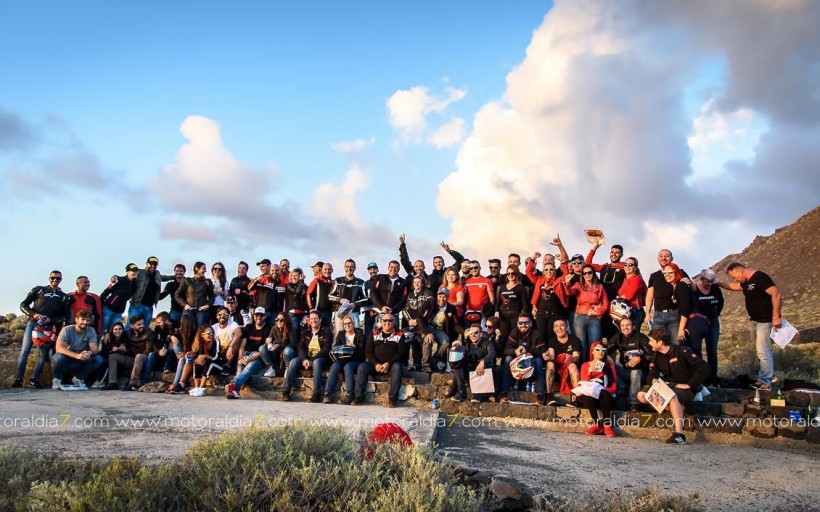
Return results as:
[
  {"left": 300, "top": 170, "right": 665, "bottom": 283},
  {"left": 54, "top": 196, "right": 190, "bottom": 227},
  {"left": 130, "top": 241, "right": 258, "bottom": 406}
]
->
[
  {"left": 450, "top": 325, "right": 496, "bottom": 403},
  {"left": 501, "top": 314, "right": 548, "bottom": 404},
  {"left": 638, "top": 328, "right": 710, "bottom": 445},
  {"left": 422, "top": 288, "right": 463, "bottom": 372},
  {"left": 353, "top": 313, "right": 408, "bottom": 407},
  {"left": 174, "top": 262, "right": 215, "bottom": 326},
  {"left": 100, "top": 264, "right": 138, "bottom": 333},
  {"left": 14, "top": 270, "right": 70, "bottom": 388},
  {"left": 606, "top": 317, "right": 652, "bottom": 412},
  {"left": 281, "top": 310, "right": 332, "bottom": 402},
  {"left": 369, "top": 261, "right": 407, "bottom": 315},
  {"left": 229, "top": 261, "right": 253, "bottom": 314},
  {"left": 402, "top": 275, "right": 434, "bottom": 370}
]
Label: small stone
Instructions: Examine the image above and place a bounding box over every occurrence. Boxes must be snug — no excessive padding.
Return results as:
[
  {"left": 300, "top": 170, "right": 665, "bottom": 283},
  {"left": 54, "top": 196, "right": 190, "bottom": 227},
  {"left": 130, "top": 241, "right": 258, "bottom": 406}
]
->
[
  {"left": 139, "top": 381, "right": 167, "bottom": 393},
  {"left": 491, "top": 476, "right": 524, "bottom": 501},
  {"left": 481, "top": 402, "right": 510, "bottom": 418}
]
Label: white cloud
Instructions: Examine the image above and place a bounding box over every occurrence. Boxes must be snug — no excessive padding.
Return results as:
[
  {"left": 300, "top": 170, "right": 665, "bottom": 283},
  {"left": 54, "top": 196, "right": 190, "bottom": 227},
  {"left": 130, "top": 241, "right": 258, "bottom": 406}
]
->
[
  {"left": 386, "top": 85, "right": 466, "bottom": 143},
  {"left": 331, "top": 137, "right": 375, "bottom": 154},
  {"left": 310, "top": 165, "right": 370, "bottom": 227},
  {"left": 435, "top": 0, "right": 820, "bottom": 275},
  {"left": 427, "top": 118, "right": 465, "bottom": 148}
]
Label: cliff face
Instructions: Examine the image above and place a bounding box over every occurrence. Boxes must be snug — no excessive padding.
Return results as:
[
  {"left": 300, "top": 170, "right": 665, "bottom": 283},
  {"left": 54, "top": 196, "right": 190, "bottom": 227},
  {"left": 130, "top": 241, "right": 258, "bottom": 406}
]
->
[{"left": 711, "top": 206, "right": 820, "bottom": 341}]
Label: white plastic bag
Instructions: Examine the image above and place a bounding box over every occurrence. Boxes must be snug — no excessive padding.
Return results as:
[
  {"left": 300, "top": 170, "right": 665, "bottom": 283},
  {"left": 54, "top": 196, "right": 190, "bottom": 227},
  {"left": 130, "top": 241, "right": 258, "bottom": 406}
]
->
[
  {"left": 571, "top": 380, "right": 603, "bottom": 399},
  {"left": 770, "top": 318, "right": 798, "bottom": 348},
  {"left": 188, "top": 387, "right": 206, "bottom": 397}
]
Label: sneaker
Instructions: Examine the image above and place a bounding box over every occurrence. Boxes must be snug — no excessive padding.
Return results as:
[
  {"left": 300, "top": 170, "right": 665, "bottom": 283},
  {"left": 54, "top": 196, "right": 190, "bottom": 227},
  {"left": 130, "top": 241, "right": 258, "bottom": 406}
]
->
[
  {"left": 546, "top": 395, "right": 557, "bottom": 406},
  {"left": 263, "top": 367, "right": 277, "bottom": 378},
  {"left": 499, "top": 393, "right": 510, "bottom": 404},
  {"left": 470, "top": 396, "right": 480, "bottom": 403},
  {"left": 281, "top": 390, "right": 291, "bottom": 402},
  {"left": 585, "top": 424, "right": 604, "bottom": 436},
  {"left": 603, "top": 426, "right": 617, "bottom": 438},
  {"left": 666, "top": 432, "right": 688, "bottom": 445},
  {"left": 323, "top": 395, "right": 333, "bottom": 404},
  {"left": 226, "top": 382, "right": 239, "bottom": 399},
  {"left": 535, "top": 394, "right": 546, "bottom": 406},
  {"left": 310, "top": 393, "right": 321, "bottom": 403},
  {"left": 11, "top": 378, "right": 23, "bottom": 388},
  {"left": 450, "top": 392, "right": 466, "bottom": 402},
  {"left": 91, "top": 380, "right": 106, "bottom": 390},
  {"left": 28, "top": 379, "right": 43, "bottom": 389},
  {"left": 52, "top": 378, "right": 61, "bottom": 390},
  {"left": 118, "top": 384, "right": 127, "bottom": 391},
  {"left": 172, "top": 384, "right": 187, "bottom": 394},
  {"left": 341, "top": 395, "right": 354, "bottom": 405},
  {"left": 71, "top": 377, "right": 88, "bottom": 390}
]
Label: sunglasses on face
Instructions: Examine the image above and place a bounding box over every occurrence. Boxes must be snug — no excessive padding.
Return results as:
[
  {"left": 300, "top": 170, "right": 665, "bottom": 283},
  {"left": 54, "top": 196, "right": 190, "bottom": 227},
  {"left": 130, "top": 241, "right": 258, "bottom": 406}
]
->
[
  {"left": 275, "top": 318, "right": 285, "bottom": 323},
  {"left": 594, "top": 348, "right": 606, "bottom": 352},
  {"left": 517, "top": 321, "right": 531, "bottom": 326},
  {"left": 49, "top": 276, "right": 62, "bottom": 281},
  {"left": 202, "top": 331, "right": 214, "bottom": 336},
  {"left": 382, "top": 319, "right": 394, "bottom": 323},
  {"left": 544, "top": 268, "right": 555, "bottom": 272},
  {"left": 624, "top": 263, "right": 635, "bottom": 267},
  {"left": 582, "top": 271, "right": 594, "bottom": 275},
  {"left": 663, "top": 271, "right": 675, "bottom": 275},
  {"left": 572, "top": 261, "right": 583, "bottom": 265}
]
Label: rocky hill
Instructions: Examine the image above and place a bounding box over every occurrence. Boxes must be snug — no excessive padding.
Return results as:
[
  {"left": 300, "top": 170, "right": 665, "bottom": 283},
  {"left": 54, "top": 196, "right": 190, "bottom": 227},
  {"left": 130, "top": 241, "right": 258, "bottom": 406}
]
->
[{"left": 712, "top": 206, "right": 820, "bottom": 343}]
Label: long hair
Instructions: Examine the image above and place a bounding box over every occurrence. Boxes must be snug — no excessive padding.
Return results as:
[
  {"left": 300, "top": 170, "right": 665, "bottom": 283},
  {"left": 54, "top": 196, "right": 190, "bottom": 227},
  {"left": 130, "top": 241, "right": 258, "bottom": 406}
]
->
[
  {"left": 191, "top": 326, "right": 214, "bottom": 354},
  {"left": 445, "top": 268, "right": 461, "bottom": 287},
  {"left": 625, "top": 257, "right": 641, "bottom": 277},
  {"left": 104, "top": 322, "right": 126, "bottom": 346},
  {"left": 276, "top": 313, "right": 290, "bottom": 342},
  {"left": 179, "top": 314, "right": 198, "bottom": 352},
  {"left": 580, "top": 264, "right": 600, "bottom": 289},
  {"left": 212, "top": 262, "right": 227, "bottom": 289}
]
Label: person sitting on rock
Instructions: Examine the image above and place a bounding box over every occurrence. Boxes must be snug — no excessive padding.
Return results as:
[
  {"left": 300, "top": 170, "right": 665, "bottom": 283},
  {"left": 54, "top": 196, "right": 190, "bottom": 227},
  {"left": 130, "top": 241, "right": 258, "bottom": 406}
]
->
[
  {"left": 544, "top": 318, "right": 582, "bottom": 404},
  {"left": 282, "top": 310, "right": 332, "bottom": 402},
  {"left": 353, "top": 313, "right": 408, "bottom": 408},
  {"left": 605, "top": 317, "right": 652, "bottom": 413},
  {"left": 579, "top": 341, "right": 618, "bottom": 437},
  {"left": 637, "top": 328, "right": 710, "bottom": 445},
  {"left": 323, "top": 313, "right": 367, "bottom": 404},
  {"left": 226, "top": 307, "right": 273, "bottom": 399},
  {"left": 499, "top": 313, "right": 547, "bottom": 404},
  {"left": 449, "top": 324, "right": 496, "bottom": 403},
  {"left": 52, "top": 310, "right": 104, "bottom": 390}
]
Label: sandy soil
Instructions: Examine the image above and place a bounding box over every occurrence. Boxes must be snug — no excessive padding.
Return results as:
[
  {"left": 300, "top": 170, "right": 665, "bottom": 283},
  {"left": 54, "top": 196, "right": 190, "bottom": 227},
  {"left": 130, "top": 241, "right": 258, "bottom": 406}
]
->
[{"left": 435, "top": 421, "right": 820, "bottom": 511}]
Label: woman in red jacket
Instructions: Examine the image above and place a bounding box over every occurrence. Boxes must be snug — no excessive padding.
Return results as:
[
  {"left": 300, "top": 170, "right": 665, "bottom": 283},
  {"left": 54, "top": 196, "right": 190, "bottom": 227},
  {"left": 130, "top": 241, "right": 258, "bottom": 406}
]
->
[
  {"left": 526, "top": 255, "right": 568, "bottom": 340},
  {"left": 579, "top": 341, "right": 618, "bottom": 437},
  {"left": 563, "top": 265, "right": 609, "bottom": 361},
  {"left": 616, "top": 257, "right": 647, "bottom": 330}
]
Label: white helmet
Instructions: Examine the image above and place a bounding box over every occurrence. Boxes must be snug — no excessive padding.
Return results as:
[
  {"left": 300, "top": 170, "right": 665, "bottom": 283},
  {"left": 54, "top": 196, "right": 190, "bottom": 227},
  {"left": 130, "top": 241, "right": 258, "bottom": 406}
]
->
[{"left": 609, "top": 298, "right": 632, "bottom": 323}]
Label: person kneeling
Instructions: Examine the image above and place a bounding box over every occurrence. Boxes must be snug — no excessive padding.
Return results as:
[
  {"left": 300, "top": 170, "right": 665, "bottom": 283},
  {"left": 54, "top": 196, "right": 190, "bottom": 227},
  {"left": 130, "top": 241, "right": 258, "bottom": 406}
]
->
[
  {"left": 578, "top": 342, "right": 617, "bottom": 437},
  {"left": 449, "top": 325, "right": 495, "bottom": 403},
  {"left": 637, "top": 329, "right": 710, "bottom": 445}
]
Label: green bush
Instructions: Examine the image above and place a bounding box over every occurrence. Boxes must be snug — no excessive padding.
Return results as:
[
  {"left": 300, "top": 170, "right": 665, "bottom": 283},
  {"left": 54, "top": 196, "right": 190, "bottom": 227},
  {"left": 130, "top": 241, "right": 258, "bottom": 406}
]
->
[
  {"left": 18, "top": 426, "right": 485, "bottom": 512},
  {"left": 535, "top": 487, "right": 703, "bottom": 512}
]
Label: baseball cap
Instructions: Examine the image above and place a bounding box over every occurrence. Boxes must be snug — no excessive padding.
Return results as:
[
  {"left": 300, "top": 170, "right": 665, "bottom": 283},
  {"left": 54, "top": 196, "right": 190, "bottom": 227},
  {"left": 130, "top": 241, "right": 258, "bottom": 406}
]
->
[
  {"left": 253, "top": 307, "right": 266, "bottom": 315},
  {"left": 256, "top": 258, "right": 271, "bottom": 265},
  {"left": 571, "top": 254, "right": 584, "bottom": 262},
  {"left": 312, "top": 261, "right": 324, "bottom": 268},
  {"left": 225, "top": 295, "right": 237, "bottom": 304},
  {"left": 126, "top": 263, "right": 139, "bottom": 273},
  {"left": 146, "top": 256, "right": 159, "bottom": 265},
  {"left": 367, "top": 262, "right": 378, "bottom": 270},
  {"left": 437, "top": 288, "right": 450, "bottom": 298}
]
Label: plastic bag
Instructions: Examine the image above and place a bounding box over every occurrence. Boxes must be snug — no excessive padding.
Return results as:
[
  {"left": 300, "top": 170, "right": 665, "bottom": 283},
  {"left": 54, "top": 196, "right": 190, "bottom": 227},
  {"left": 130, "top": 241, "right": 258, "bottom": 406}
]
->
[{"left": 770, "top": 318, "right": 798, "bottom": 348}]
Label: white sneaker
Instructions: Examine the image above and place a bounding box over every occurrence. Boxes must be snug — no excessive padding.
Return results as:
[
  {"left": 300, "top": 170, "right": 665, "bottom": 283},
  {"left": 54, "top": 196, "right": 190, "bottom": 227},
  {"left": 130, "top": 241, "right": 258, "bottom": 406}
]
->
[
  {"left": 91, "top": 380, "right": 106, "bottom": 389},
  {"left": 52, "top": 378, "right": 61, "bottom": 390},
  {"left": 263, "top": 367, "right": 276, "bottom": 377},
  {"left": 71, "top": 377, "right": 88, "bottom": 390}
]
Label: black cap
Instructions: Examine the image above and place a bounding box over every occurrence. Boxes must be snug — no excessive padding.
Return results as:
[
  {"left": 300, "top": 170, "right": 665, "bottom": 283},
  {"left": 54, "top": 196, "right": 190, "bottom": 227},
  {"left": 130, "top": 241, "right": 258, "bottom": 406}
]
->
[
  {"left": 312, "top": 261, "right": 324, "bottom": 268},
  {"left": 146, "top": 256, "right": 159, "bottom": 265},
  {"left": 256, "top": 259, "right": 272, "bottom": 266},
  {"left": 126, "top": 263, "right": 139, "bottom": 273}
]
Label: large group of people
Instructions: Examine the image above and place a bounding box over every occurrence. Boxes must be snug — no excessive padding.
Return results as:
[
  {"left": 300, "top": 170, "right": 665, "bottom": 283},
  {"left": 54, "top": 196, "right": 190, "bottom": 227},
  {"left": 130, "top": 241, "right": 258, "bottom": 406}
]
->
[{"left": 10, "top": 234, "right": 784, "bottom": 445}]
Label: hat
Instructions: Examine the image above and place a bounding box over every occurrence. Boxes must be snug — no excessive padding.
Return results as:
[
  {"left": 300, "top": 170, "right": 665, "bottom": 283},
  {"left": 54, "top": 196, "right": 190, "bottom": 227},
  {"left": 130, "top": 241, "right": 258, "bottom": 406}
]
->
[
  {"left": 253, "top": 307, "right": 266, "bottom": 315},
  {"left": 312, "top": 261, "right": 324, "bottom": 268},
  {"left": 570, "top": 254, "right": 584, "bottom": 262},
  {"left": 126, "top": 263, "right": 139, "bottom": 273},
  {"left": 256, "top": 258, "right": 271, "bottom": 266},
  {"left": 367, "top": 262, "right": 378, "bottom": 270},
  {"left": 225, "top": 295, "right": 237, "bottom": 304},
  {"left": 146, "top": 256, "right": 159, "bottom": 265},
  {"left": 437, "top": 288, "right": 450, "bottom": 298}
]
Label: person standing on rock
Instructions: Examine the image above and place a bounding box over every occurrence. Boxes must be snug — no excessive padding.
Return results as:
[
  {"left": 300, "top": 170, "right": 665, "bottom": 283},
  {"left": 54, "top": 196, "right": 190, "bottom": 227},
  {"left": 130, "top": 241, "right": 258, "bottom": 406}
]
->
[{"left": 717, "top": 263, "right": 782, "bottom": 391}]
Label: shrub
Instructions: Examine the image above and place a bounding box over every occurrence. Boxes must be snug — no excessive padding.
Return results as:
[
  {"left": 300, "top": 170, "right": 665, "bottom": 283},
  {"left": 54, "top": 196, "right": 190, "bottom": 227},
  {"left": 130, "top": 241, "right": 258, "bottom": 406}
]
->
[{"left": 534, "top": 487, "right": 703, "bottom": 512}]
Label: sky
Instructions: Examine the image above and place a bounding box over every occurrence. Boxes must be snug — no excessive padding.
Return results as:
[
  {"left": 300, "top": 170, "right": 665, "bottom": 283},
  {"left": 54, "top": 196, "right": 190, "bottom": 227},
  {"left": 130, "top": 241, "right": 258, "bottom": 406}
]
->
[{"left": 1, "top": 0, "right": 818, "bottom": 316}]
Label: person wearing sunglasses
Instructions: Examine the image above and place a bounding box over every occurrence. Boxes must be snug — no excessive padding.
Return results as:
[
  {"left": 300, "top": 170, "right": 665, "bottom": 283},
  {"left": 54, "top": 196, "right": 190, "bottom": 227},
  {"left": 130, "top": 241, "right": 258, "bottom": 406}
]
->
[
  {"left": 13, "top": 270, "right": 70, "bottom": 388},
  {"left": 526, "top": 252, "right": 570, "bottom": 340},
  {"left": 645, "top": 249, "right": 690, "bottom": 337},
  {"left": 100, "top": 263, "right": 139, "bottom": 334},
  {"left": 496, "top": 265, "right": 528, "bottom": 345},
  {"left": 659, "top": 263, "right": 691, "bottom": 344},
  {"left": 449, "top": 325, "right": 496, "bottom": 403},
  {"left": 353, "top": 313, "right": 408, "bottom": 407},
  {"left": 499, "top": 314, "right": 547, "bottom": 404},
  {"left": 209, "top": 262, "right": 228, "bottom": 323},
  {"left": 262, "top": 312, "right": 294, "bottom": 378},
  {"left": 562, "top": 264, "right": 609, "bottom": 361},
  {"left": 463, "top": 260, "right": 495, "bottom": 326},
  {"left": 584, "top": 242, "right": 626, "bottom": 341},
  {"left": 615, "top": 257, "right": 647, "bottom": 330},
  {"left": 578, "top": 341, "right": 618, "bottom": 437},
  {"left": 324, "top": 314, "right": 367, "bottom": 404},
  {"left": 605, "top": 316, "right": 652, "bottom": 412}
]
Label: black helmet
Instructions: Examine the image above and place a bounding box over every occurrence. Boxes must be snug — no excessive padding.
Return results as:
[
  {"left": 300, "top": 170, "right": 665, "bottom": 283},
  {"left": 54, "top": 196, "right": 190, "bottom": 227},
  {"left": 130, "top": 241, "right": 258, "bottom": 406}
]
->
[
  {"left": 330, "top": 345, "right": 356, "bottom": 363},
  {"left": 448, "top": 345, "right": 466, "bottom": 369}
]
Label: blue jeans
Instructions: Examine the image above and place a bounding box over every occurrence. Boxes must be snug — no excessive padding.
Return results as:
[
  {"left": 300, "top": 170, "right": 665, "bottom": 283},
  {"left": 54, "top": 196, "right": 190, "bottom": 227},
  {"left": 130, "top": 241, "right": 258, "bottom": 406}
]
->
[
  {"left": 684, "top": 316, "right": 709, "bottom": 359},
  {"left": 355, "top": 361, "right": 406, "bottom": 401},
  {"left": 651, "top": 310, "right": 680, "bottom": 342},
  {"left": 705, "top": 318, "right": 720, "bottom": 383},
  {"left": 616, "top": 363, "right": 644, "bottom": 405},
  {"left": 363, "top": 310, "right": 376, "bottom": 337},
  {"left": 183, "top": 309, "right": 210, "bottom": 327},
  {"left": 52, "top": 353, "right": 105, "bottom": 381},
  {"left": 233, "top": 353, "right": 265, "bottom": 389},
  {"left": 288, "top": 314, "right": 303, "bottom": 344},
  {"left": 101, "top": 307, "right": 124, "bottom": 334},
  {"left": 283, "top": 356, "right": 329, "bottom": 394},
  {"left": 143, "top": 346, "right": 179, "bottom": 384},
  {"left": 751, "top": 321, "right": 775, "bottom": 385},
  {"left": 573, "top": 313, "right": 601, "bottom": 361},
  {"left": 16, "top": 320, "right": 52, "bottom": 381},
  {"left": 325, "top": 360, "right": 361, "bottom": 397},
  {"left": 126, "top": 303, "right": 153, "bottom": 330},
  {"left": 169, "top": 309, "right": 183, "bottom": 328},
  {"left": 500, "top": 355, "right": 544, "bottom": 394}
]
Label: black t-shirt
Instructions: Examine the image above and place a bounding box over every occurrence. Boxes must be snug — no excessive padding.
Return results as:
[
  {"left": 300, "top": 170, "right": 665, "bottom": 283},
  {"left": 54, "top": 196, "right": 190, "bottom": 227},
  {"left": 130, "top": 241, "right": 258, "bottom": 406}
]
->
[
  {"left": 162, "top": 281, "right": 183, "bottom": 312},
  {"left": 498, "top": 283, "right": 527, "bottom": 313},
  {"left": 693, "top": 286, "right": 724, "bottom": 319},
  {"left": 648, "top": 268, "right": 690, "bottom": 311},
  {"left": 141, "top": 277, "right": 159, "bottom": 307},
  {"left": 548, "top": 335, "right": 582, "bottom": 357},
  {"left": 241, "top": 323, "right": 272, "bottom": 353},
  {"left": 741, "top": 271, "right": 776, "bottom": 322}
]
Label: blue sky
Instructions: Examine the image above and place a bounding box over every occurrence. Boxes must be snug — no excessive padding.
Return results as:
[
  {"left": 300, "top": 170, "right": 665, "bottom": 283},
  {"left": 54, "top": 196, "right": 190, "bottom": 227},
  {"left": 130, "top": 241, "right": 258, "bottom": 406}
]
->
[{"left": 2, "top": 1, "right": 818, "bottom": 316}]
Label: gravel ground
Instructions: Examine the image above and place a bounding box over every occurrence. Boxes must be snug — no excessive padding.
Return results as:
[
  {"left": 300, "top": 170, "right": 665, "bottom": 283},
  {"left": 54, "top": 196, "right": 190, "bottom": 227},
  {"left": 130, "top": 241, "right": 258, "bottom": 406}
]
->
[{"left": 435, "top": 421, "right": 820, "bottom": 511}]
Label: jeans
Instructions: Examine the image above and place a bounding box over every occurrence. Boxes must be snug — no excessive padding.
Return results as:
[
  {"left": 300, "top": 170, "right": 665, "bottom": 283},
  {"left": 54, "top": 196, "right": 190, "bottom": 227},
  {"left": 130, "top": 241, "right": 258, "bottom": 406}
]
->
[
  {"left": 453, "top": 361, "right": 495, "bottom": 394},
  {"left": 101, "top": 307, "right": 124, "bottom": 334},
  {"left": 259, "top": 344, "right": 282, "bottom": 370},
  {"left": 750, "top": 321, "right": 775, "bottom": 385},
  {"left": 126, "top": 303, "right": 153, "bottom": 330},
  {"left": 288, "top": 314, "right": 303, "bottom": 345},
  {"left": 423, "top": 328, "right": 451, "bottom": 367},
  {"left": 651, "top": 310, "right": 680, "bottom": 342},
  {"left": 501, "top": 355, "right": 545, "bottom": 394},
  {"left": 363, "top": 310, "right": 376, "bottom": 337},
  {"left": 325, "top": 360, "right": 361, "bottom": 397},
  {"left": 684, "top": 316, "right": 709, "bottom": 359},
  {"left": 169, "top": 309, "right": 183, "bottom": 328},
  {"left": 52, "top": 353, "right": 105, "bottom": 381},
  {"left": 615, "top": 363, "right": 644, "bottom": 405},
  {"left": 283, "top": 356, "right": 329, "bottom": 395},
  {"left": 233, "top": 354, "right": 265, "bottom": 389},
  {"left": 355, "top": 361, "right": 406, "bottom": 401},
  {"left": 705, "top": 317, "right": 720, "bottom": 384},
  {"left": 143, "top": 347, "right": 179, "bottom": 384},
  {"left": 16, "top": 320, "right": 51, "bottom": 381},
  {"left": 573, "top": 313, "right": 601, "bottom": 361},
  {"left": 183, "top": 309, "right": 210, "bottom": 327}
]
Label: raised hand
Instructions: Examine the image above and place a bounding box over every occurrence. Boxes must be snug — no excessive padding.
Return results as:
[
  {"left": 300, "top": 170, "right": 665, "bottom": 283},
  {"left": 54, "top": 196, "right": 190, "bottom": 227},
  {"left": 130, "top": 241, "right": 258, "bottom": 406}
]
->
[{"left": 399, "top": 233, "right": 406, "bottom": 244}]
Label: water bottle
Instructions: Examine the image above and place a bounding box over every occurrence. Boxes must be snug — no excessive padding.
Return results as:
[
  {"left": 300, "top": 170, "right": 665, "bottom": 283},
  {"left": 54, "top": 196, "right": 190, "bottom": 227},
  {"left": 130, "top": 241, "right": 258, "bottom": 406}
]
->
[
  {"left": 432, "top": 399, "right": 439, "bottom": 410},
  {"left": 241, "top": 309, "right": 251, "bottom": 325},
  {"left": 37, "top": 316, "right": 45, "bottom": 326},
  {"left": 526, "top": 382, "right": 533, "bottom": 393},
  {"left": 186, "top": 353, "right": 193, "bottom": 364},
  {"left": 753, "top": 388, "right": 761, "bottom": 405}
]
